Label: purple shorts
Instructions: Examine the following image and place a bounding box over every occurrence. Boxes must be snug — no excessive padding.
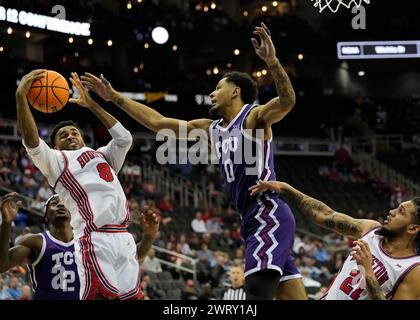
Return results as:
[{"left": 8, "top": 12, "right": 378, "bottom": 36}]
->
[{"left": 241, "top": 193, "right": 301, "bottom": 281}]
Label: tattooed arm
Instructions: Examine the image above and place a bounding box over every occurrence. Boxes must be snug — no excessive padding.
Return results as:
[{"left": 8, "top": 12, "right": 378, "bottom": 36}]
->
[
  {"left": 249, "top": 181, "right": 381, "bottom": 239},
  {"left": 250, "top": 23, "right": 296, "bottom": 127}
]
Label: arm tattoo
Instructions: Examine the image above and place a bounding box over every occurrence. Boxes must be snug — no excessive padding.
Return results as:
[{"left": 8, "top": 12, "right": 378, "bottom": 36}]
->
[
  {"left": 268, "top": 61, "right": 295, "bottom": 108},
  {"left": 324, "top": 217, "right": 360, "bottom": 235},
  {"left": 282, "top": 190, "right": 331, "bottom": 221},
  {"left": 366, "top": 276, "right": 386, "bottom": 300},
  {"left": 283, "top": 188, "right": 362, "bottom": 237}
]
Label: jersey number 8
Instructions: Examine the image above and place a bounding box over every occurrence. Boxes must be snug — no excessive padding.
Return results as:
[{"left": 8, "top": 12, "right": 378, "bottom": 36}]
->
[{"left": 97, "top": 163, "right": 114, "bottom": 182}]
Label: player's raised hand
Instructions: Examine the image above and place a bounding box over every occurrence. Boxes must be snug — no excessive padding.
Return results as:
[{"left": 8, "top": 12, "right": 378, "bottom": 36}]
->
[
  {"left": 139, "top": 205, "right": 160, "bottom": 240},
  {"left": 249, "top": 180, "right": 290, "bottom": 196},
  {"left": 69, "top": 72, "right": 95, "bottom": 108},
  {"left": 16, "top": 69, "right": 47, "bottom": 97},
  {"left": 251, "top": 22, "right": 277, "bottom": 65},
  {"left": 80, "top": 73, "right": 113, "bottom": 102},
  {"left": 0, "top": 192, "right": 23, "bottom": 224}
]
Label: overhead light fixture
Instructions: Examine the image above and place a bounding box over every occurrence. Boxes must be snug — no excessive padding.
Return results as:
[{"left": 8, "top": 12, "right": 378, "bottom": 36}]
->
[{"left": 151, "top": 26, "right": 169, "bottom": 45}]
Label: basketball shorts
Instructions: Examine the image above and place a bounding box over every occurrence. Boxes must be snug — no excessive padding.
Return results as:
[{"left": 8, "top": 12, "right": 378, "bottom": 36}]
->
[
  {"left": 242, "top": 193, "right": 302, "bottom": 282},
  {"left": 74, "top": 231, "right": 141, "bottom": 300}
]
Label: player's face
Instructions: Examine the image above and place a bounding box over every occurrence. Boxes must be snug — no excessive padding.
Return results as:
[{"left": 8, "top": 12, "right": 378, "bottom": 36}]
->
[
  {"left": 55, "top": 126, "right": 85, "bottom": 151},
  {"left": 382, "top": 201, "right": 418, "bottom": 233},
  {"left": 209, "top": 78, "right": 239, "bottom": 116},
  {"left": 46, "top": 196, "right": 71, "bottom": 226}
]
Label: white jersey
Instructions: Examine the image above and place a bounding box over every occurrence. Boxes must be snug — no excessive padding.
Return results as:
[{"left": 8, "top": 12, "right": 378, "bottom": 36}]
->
[
  {"left": 24, "top": 122, "right": 132, "bottom": 239},
  {"left": 322, "top": 228, "right": 420, "bottom": 300}
]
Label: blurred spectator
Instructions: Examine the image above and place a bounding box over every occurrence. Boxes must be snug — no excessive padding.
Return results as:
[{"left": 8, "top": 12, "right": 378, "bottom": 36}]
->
[
  {"left": 18, "top": 285, "right": 32, "bottom": 300},
  {"left": 198, "top": 283, "right": 216, "bottom": 300},
  {"left": 191, "top": 212, "right": 207, "bottom": 233},
  {"left": 141, "top": 179, "right": 156, "bottom": 194},
  {"left": 142, "top": 248, "right": 163, "bottom": 273},
  {"left": 312, "top": 240, "right": 330, "bottom": 263},
  {"left": 179, "top": 233, "right": 193, "bottom": 256},
  {"left": 6, "top": 276, "right": 22, "bottom": 300},
  {"left": 157, "top": 194, "right": 174, "bottom": 213},
  {"left": 0, "top": 276, "right": 12, "bottom": 300},
  {"left": 36, "top": 180, "right": 54, "bottom": 203},
  {"left": 206, "top": 217, "right": 223, "bottom": 234}
]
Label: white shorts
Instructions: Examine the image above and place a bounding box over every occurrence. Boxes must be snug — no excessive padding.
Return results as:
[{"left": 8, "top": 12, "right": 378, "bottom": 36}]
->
[{"left": 74, "top": 231, "right": 141, "bottom": 300}]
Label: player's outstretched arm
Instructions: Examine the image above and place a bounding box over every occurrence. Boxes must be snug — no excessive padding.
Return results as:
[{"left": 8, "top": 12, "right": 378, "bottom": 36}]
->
[
  {"left": 15, "top": 70, "right": 47, "bottom": 148},
  {"left": 0, "top": 193, "right": 37, "bottom": 272},
  {"left": 249, "top": 180, "right": 381, "bottom": 239},
  {"left": 250, "top": 23, "right": 296, "bottom": 126},
  {"left": 69, "top": 72, "right": 117, "bottom": 129},
  {"left": 80, "top": 73, "right": 212, "bottom": 136},
  {"left": 137, "top": 205, "right": 161, "bottom": 263}
]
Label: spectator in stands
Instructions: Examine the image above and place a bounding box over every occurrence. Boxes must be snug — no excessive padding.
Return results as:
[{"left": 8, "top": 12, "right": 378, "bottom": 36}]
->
[
  {"left": 206, "top": 217, "right": 223, "bottom": 234},
  {"left": 18, "top": 285, "right": 32, "bottom": 300},
  {"left": 197, "top": 243, "right": 216, "bottom": 267},
  {"left": 327, "top": 251, "right": 345, "bottom": 274},
  {"left": 215, "top": 229, "right": 234, "bottom": 251},
  {"left": 191, "top": 211, "right": 207, "bottom": 233},
  {"left": 222, "top": 265, "right": 246, "bottom": 300},
  {"left": 210, "top": 251, "right": 230, "bottom": 287},
  {"left": 142, "top": 248, "right": 163, "bottom": 273},
  {"left": 36, "top": 179, "right": 54, "bottom": 203},
  {"left": 141, "top": 178, "right": 156, "bottom": 195},
  {"left": 157, "top": 194, "right": 174, "bottom": 213},
  {"left": 312, "top": 240, "right": 330, "bottom": 263},
  {"left": 198, "top": 283, "right": 216, "bottom": 300},
  {"left": 141, "top": 274, "right": 161, "bottom": 300},
  {"left": 6, "top": 276, "right": 22, "bottom": 300},
  {"left": 0, "top": 275, "right": 12, "bottom": 300},
  {"left": 178, "top": 233, "right": 193, "bottom": 256}
]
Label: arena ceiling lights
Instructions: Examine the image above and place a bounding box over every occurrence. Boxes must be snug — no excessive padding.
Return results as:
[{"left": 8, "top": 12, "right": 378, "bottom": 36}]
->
[
  {"left": 0, "top": 6, "right": 90, "bottom": 36},
  {"left": 337, "top": 41, "right": 420, "bottom": 60}
]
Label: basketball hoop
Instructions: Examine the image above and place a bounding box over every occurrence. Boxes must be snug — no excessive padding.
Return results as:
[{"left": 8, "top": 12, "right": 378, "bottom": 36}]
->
[{"left": 309, "top": 0, "right": 370, "bottom": 13}]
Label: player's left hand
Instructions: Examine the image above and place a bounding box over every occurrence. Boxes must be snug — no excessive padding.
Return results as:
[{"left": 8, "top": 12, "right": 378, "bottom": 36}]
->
[
  {"left": 251, "top": 22, "right": 277, "bottom": 65},
  {"left": 69, "top": 72, "right": 95, "bottom": 108},
  {"left": 1, "top": 192, "right": 23, "bottom": 225},
  {"left": 350, "top": 240, "right": 373, "bottom": 274},
  {"left": 139, "top": 205, "right": 160, "bottom": 240}
]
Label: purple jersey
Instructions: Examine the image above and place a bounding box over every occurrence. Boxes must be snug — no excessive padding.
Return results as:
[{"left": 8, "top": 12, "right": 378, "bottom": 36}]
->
[
  {"left": 28, "top": 231, "right": 80, "bottom": 300},
  {"left": 209, "top": 104, "right": 277, "bottom": 215},
  {"left": 210, "top": 104, "right": 301, "bottom": 279}
]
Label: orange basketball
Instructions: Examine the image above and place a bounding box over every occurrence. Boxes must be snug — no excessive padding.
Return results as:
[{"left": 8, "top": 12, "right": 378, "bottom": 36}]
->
[{"left": 27, "top": 70, "right": 69, "bottom": 113}]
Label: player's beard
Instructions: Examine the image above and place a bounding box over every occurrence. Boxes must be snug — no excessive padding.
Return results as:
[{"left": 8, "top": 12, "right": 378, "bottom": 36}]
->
[{"left": 377, "top": 225, "right": 403, "bottom": 240}]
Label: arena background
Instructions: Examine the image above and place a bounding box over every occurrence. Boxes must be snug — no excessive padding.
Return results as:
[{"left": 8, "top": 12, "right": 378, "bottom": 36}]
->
[{"left": 1, "top": 0, "right": 420, "bottom": 301}]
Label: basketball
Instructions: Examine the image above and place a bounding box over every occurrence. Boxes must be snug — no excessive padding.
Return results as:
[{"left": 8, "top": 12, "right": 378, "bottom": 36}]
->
[{"left": 27, "top": 70, "right": 69, "bottom": 113}]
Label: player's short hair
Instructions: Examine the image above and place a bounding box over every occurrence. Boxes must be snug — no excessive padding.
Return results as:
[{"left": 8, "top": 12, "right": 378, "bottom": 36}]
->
[
  {"left": 411, "top": 198, "right": 420, "bottom": 254},
  {"left": 223, "top": 71, "right": 258, "bottom": 104},
  {"left": 50, "top": 120, "right": 83, "bottom": 147}
]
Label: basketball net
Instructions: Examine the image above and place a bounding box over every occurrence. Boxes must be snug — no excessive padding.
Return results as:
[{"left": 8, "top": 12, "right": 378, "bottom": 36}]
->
[{"left": 309, "top": 0, "right": 370, "bottom": 13}]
